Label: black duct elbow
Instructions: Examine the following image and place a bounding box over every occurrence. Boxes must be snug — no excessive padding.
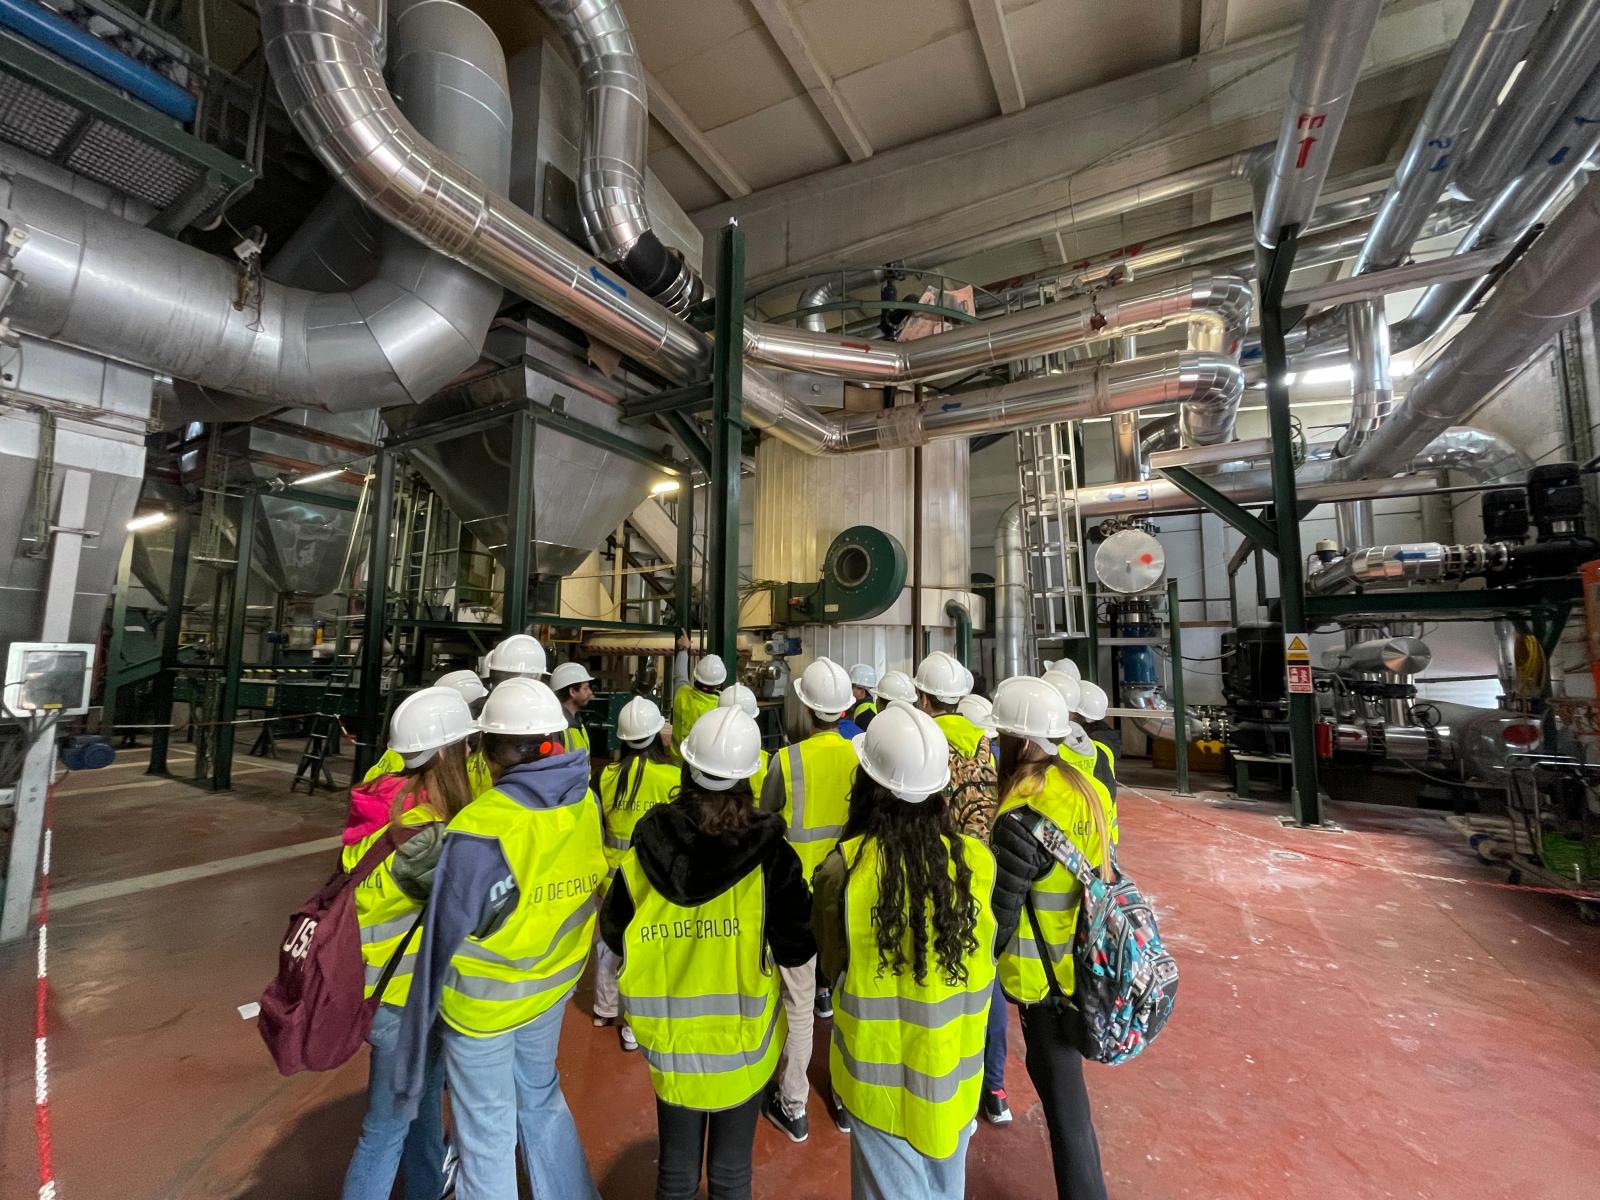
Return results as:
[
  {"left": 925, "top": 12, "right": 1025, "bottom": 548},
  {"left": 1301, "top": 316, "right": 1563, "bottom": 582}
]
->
[{"left": 622, "top": 231, "right": 704, "bottom": 315}]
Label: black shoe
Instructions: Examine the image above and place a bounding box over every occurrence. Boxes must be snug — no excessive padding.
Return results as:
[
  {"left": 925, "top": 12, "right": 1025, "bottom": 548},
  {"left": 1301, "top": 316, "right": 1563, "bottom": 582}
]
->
[
  {"left": 763, "top": 1091, "right": 809, "bottom": 1143},
  {"left": 830, "top": 1098, "right": 852, "bottom": 1134},
  {"left": 814, "top": 988, "right": 834, "bottom": 1019},
  {"left": 981, "top": 1088, "right": 1013, "bottom": 1126}
]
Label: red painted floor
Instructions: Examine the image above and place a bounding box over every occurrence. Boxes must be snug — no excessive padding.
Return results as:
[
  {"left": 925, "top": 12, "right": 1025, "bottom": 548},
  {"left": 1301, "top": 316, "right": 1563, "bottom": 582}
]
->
[{"left": 3, "top": 749, "right": 1599, "bottom": 1198}]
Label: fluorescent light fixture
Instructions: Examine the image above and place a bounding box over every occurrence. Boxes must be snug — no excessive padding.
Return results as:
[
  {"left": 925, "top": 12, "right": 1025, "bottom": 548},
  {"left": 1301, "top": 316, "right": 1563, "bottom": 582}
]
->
[
  {"left": 294, "top": 466, "right": 346, "bottom": 486},
  {"left": 650, "top": 479, "right": 681, "bottom": 495},
  {"left": 126, "top": 512, "right": 168, "bottom": 531}
]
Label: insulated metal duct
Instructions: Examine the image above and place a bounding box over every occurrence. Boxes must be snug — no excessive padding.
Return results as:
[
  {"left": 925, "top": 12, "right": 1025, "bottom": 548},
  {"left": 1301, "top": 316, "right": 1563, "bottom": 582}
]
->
[
  {"left": 994, "top": 502, "right": 1028, "bottom": 681},
  {"left": 1406, "top": 426, "right": 1532, "bottom": 483},
  {"left": 1353, "top": 0, "right": 1545, "bottom": 274},
  {"left": 742, "top": 270, "right": 1252, "bottom": 390},
  {"left": 534, "top": 0, "right": 702, "bottom": 313},
  {"left": 1455, "top": 0, "right": 1600, "bottom": 200},
  {"left": 1335, "top": 299, "right": 1394, "bottom": 455},
  {"left": 0, "top": 0, "right": 509, "bottom": 412},
  {"left": 1254, "top": 0, "right": 1385, "bottom": 251},
  {"left": 1307, "top": 541, "right": 1514, "bottom": 594},
  {"left": 1340, "top": 172, "right": 1600, "bottom": 480},
  {"left": 1325, "top": 636, "right": 1434, "bottom": 675}
]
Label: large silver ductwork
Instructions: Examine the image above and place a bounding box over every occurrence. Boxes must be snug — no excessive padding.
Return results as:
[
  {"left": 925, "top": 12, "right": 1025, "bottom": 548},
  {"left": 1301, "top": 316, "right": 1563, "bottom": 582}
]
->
[
  {"left": 1253, "top": 0, "right": 1385, "bottom": 251},
  {"left": 994, "top": 503, "right": 1029, "bottom": 682},
  {"left": 1335, "top": 299, "right": 1394, "bottom": 455},
  {"left": 1307, "top": 541, "right": 1515, "bottom": 594},
  {"left": 742, "top": 270, "right": 1252, "bottom": 389},
  {"left": 534, "top": 0, "right": 702, "bottom": 313},
  {"left": 1341, "top": 172, "right": 1600, "bottom": 481},
  {"left": 1406, "top": 426, "right": 1532, "bottom": 483},
  {"left": 1325, "top": 636, "right": 1434, "bottom": 676},
  {"left": 1353, "top": 0, "right": 1544, "bottom": 274},
  {"left": 0, "top": 0, "right": 509, "bottom": 412}
]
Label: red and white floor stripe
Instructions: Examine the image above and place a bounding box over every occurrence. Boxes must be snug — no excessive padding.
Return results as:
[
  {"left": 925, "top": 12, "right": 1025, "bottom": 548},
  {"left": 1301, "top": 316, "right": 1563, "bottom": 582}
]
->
[{"left": 34, "top": 792, "right": 57, "bottom": 1200}]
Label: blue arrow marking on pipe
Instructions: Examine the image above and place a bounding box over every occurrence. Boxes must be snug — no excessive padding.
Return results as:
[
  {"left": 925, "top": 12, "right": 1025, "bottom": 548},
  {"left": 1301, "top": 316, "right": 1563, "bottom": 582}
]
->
[
  {"left": 941, "top": 402, "right": 961, "bottom": 412},
  {"left": 589, "top": 266, "right": 627, "bottom": 298},
  {"left": 1394, "top": 550, "right": 1429, "bottom": 561}
]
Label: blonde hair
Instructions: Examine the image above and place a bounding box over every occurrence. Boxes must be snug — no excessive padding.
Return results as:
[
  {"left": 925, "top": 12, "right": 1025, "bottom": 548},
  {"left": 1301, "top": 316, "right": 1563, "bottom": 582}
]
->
[
  {"left": 392, "top": 739, "right": 475, "bottom": 823},
  {"left": 997, "top": 738, "right": 1113, "bottom": 883}
]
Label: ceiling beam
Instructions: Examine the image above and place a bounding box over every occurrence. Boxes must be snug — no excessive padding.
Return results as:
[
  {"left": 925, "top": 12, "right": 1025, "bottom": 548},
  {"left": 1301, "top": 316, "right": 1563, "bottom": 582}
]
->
[
  {"left": 968, "top": 0, "right": 1025, "bottom": 115},
  {"left": 694, "top": 0, "right": 1470, "bottom": 288},
  {"left": 748, "top": 0, "right": 873, "bottom": 162},
  {"left": 1198, "top": 0, "right": 1231, "bottom": 54},
  {"left": 644, "top": 69, "right": 751, "bottom": 200}
]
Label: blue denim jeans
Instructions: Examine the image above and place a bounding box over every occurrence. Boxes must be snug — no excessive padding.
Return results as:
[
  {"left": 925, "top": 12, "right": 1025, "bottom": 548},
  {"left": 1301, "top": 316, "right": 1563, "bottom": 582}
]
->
[
  {"left": 983, "top": 974, "right": 1009, "bottom": 1092},
  {"left": 342, "top": 1003, "right": 447, "bottom": 1200},
  {"left": 847, "top": 1112, "right": 975, "bottom": 1200},
  {"left": 440, "top": 998, "right": 599, "bottom": 1200}
]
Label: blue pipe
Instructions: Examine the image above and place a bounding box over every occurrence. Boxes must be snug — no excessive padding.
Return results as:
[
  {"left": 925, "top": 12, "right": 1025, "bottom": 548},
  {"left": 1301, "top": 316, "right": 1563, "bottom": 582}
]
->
[{"left": 0, "top": 0, "right": 196, "bottom": 123}]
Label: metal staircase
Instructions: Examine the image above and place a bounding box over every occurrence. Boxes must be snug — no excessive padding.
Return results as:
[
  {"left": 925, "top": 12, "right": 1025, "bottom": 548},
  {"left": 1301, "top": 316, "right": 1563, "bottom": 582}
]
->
[{"left": 1014, "top": 422, "right": 1093, "bottom": 665}]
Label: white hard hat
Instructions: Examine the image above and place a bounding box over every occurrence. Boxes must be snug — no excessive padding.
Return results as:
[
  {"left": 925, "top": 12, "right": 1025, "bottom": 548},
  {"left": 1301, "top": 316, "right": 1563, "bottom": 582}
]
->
[
  {"left": 1043, "top": 670, "right": 1082, "bottom": 715},
  {"left": 434, "top": 669, "right": 488, "bottom": 705},
  {"left": 853, "top": 700, "right": 950, "bottom": 804},
  {"left": 616, "top": 695, "right": 666, "bottom": 747},
  {"left": 849, "top": 663, "right": 878, "bottom": 689},
  {"left": 1076, "top": 680, "right": 1109, "bottom": 722},
  {"left": 485, "top": 634, "right": 548, "bottom": 678},
  {"left": 792, "top": 657, "right": 854, "bottom": 718},
  {"left": 718, "top": 682, "right": 759, "bottom": 719},
  {"left": 1044, "top": 658, "right": 1081, "bottom": 684},
  {"left": 390, "top": 686, "right": 476, "bottom": 768},
  {"left": 549, "top": 661, "right": 595, "bottom": 692},
  {"left": 477, "top": 677, "right": 568, "bottom": 736},
  {"left": 679, "top": 706, "right": 762, "bottom": 790},
  {"left": 992, "top": 675, "right": 1073, "bottom": 746},
  {"left": 692, "top": 655, "right": 728, "bottom": 688},
  {"left": 913, "top": 651, "right": 968, "bottom": 705},
  {"left": 957, "top": 694, "right": 998, "bottom": 735},
  {"left": 875, "top": 669, "right": 917, "bottom": 704}
]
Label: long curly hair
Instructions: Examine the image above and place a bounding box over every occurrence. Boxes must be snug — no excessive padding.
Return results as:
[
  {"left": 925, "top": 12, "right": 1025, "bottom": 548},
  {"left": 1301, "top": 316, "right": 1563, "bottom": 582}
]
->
[{"left": 842, "top": 771, "right": 978, "bottom": 988}]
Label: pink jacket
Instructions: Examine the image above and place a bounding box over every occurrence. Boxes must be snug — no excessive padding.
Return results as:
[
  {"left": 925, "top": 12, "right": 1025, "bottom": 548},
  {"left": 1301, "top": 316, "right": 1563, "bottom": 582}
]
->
[{"left": 342, "top": 774, "right": 419, "bottom": 845}]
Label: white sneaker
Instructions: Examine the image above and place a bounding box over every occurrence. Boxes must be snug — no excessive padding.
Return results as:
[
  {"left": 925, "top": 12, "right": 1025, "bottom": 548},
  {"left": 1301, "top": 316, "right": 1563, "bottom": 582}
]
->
[
  {"left": 439, "top": 1142, "right": 460, "bottom": 1198},
  {"left": 593, "top": 1014, "right": 613, "bottom": 1028},
  {"left": 619, "top": 1023, "right": 639, "bottom": 1052}
]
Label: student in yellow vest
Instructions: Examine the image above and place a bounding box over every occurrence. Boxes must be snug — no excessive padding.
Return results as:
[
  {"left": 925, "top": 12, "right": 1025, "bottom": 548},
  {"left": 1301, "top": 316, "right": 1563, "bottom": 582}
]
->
[
  {"left": 913, "top": 651, "right": 985, "bottom": 757},
  {"left": 362, "top": 669, "right": 495, "bottom": 797},
  {"left": 340, "top": 686, "right": 478, "bottom": 1200},
  {"left": 592, "top": 694, "right": 678, "bottom": 1051},
  {"left": 550, "top": 661, "right": 596, "bottom": 756},
  {"left": 848, "top": 663, "right": 879, "bottom": 730},
  {"left": 875, "top": 669, "right": 918, "bottom": 707},
  {"left": 394, "top": 678, "right": 606, "bottom": 1200},
  {"left": 988, "top": 676, "right": 1110, "bottom": 1200},
  {"left": 601, "top": 706, "right": 814, "bottom": 1200},
  {"left": 757, "top": 655, "right": 858, "bottom": 1141},
  {"left": 718, "top": 682, "right": 769, "bottom": 796},
  {"left": 1072, "top": 680, "right": 1120, "bottom": 806},
  {"left": 483, "top": 632, "right": 548, "bottom": 684},
  {"left": 811, "top": 700, "right": 997, "bottom": 1199},
  {"left": 1044, "top": 673, "right": 1120, "bottom": 849},
  {"left": 672, "top": 628, "right": 727, "bottom": 748}
]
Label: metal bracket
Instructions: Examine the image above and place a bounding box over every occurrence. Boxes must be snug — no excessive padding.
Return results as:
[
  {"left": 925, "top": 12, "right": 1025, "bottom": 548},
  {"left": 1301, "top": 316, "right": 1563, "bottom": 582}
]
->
[{"left": 1158, "top": 465, "right": 1277, "bottom": 549}]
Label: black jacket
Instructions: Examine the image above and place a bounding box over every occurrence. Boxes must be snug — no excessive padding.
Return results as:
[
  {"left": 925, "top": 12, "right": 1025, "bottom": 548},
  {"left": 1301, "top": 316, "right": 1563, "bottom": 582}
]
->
[
  {"left": 600, "top": 793, "right": 816, "bottom": 968},
  {"left": 989, "top": 807, "right": 1055, "bottom": 962}
]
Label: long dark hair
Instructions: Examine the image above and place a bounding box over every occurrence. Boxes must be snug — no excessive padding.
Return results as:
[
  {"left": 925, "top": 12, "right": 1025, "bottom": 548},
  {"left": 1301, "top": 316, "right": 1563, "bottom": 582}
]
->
[
  {"left": 679, "top": 764, "right": 755, "bottom": 836},
  {"left": 996, "top": 734, "right": 1113, "bottom": 884},
  {"left": 842, "top": 771, "right": 978, "bottom": 987},
  {"left": 394, "top": 739, "right": 474, "bottom": 823},
  {"left": 614, "top": 734, "right": 674, "bottom": 805}
]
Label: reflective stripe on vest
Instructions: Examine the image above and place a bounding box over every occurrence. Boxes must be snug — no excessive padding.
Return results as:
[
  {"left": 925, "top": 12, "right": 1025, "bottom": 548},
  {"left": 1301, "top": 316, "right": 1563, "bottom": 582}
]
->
[
  {"left": 341, "top": 807, "right": 435, "bottom": 1007},
  {"left": 852, "top": 700, "right": 877, "bottom": 721},
  {"left": 779, "top": 733, "right": 856, "bottom": 880},
  {"left": 618, "top": 854, "right": 784, "bottom": 1110},
  {"left": 830, "top": 834, "right": 997, "bottom": 1158},
  {"left": 996, "top": 770, "right": 1108, "bottom": 1004},
  {"left": 598, "top": 758, "right": 679, "bottom": 869},
  {"left": 671, "top": 686, "right": 719, "bottom": 751},
  {"left": 438, "top": 787, "right": 607, "bottom": 1036}
]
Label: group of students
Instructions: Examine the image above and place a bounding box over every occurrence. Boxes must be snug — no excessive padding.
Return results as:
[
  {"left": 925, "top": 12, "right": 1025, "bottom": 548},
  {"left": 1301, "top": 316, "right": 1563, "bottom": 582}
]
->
[{"left": 334, "top": 631, "right": 1119, "bottom": 1200}]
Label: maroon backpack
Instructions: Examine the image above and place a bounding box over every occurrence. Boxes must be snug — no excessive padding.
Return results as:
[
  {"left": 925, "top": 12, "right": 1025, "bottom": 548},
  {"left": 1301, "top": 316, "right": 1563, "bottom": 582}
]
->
[{"left": 257, "top": 826, "right": 425, "bottom": 1075}]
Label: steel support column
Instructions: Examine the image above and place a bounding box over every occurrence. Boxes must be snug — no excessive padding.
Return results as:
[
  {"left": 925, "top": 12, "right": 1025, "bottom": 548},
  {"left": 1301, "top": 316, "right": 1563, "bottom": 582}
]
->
[
  {"left": 101, "top": 531, "right": 137, "bottom": 743},
  {"left": 355, "top": 451, "right": 396, "bottom": 780},
  {"left": 211, "top": 492, "right": 256, "bottom": 791},
  {"left": 675, "top": 479, "right": 695, "bottom": 630},
  {"left": 148, "top": 506, "right": 192, "bottom": 776},
  {"left": 1260, "top": 227, "right": 1322, "bottom": 825},
  {"left": 707, "top": 222, "right": 745, "bottom": 669},
  {"left": 505, "top": 408, "right": 536, "bottom": 636}
]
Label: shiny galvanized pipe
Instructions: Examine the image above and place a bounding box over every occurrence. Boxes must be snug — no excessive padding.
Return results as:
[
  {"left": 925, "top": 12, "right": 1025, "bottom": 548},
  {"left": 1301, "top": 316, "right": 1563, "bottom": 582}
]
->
[
  {"left": 1254, "top": 0, "right": 1385, "bottom": 251},
  {"left": 1325, "top": 636, "right": 1434, "bottom": 675},
  {"left": 994, "top": 503, "right": 1030, "bottom": 682},
  {"left": 1335, "top": 298, "right": 1394, "bottom": 455}
]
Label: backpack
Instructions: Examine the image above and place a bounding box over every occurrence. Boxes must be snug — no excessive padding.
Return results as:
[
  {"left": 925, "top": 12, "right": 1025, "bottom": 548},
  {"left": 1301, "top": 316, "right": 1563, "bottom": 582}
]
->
[
  {"left": 948, "top": 735, "right": 1000, "bottom": 841},
  {"left": 1023, "top": 800, "right": 1178, "bottom": 1065},
  {"left": 257, "top": 825, "right": 426, "bottom": 1075}
]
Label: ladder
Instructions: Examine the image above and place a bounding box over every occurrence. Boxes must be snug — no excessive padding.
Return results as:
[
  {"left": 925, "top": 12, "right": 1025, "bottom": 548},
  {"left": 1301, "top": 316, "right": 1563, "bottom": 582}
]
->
[
  {"left": 291, "top": 653, "right": 358, "bottom": 794},
  {"left": 1015, "top": 422, "right": 1093, "bottom": 665}
]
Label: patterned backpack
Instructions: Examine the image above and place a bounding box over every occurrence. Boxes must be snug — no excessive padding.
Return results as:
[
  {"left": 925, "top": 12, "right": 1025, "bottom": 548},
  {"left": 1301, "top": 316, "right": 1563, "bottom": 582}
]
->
[
  {"left": 1025, "top": 803, "right": 1178, "bottom": 1064},
  {"left": 947, "top": 735, "right": 1000, "bottom": 841}
]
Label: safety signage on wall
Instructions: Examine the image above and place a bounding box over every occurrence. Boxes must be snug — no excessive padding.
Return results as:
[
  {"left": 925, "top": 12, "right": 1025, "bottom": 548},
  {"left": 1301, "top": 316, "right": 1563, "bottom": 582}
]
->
[{"left": 1284, "top": 633, "right": 1313, "bottom": 695}]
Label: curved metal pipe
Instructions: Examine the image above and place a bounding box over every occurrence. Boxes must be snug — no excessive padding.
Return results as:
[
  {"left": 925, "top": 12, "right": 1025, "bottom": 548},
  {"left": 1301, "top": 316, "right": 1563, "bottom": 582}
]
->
[
  {"left": 1325, "top": 636, "right": 1433, "bottom": 675},
  {"left": 994, "top": 503, "right": 1029, "bottom": 682},
  {"left": 1353, "top": 0, "right": 1545, "bottom": 274},
  {"left": 1406, "top": 425, "right": 1532, "bottom": 483},
  {"left": 535, "top": 0, "right": 702, "bottom": 313},
  {"left": 1335, "top": 298, "right": 1394, "bottom": 455},
  {"left": 1, "top": 0, "right": 509, "bottom": 411}
]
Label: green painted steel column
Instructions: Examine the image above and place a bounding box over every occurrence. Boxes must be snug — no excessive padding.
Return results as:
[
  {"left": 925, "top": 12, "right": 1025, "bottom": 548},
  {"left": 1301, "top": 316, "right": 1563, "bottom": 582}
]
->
[
  {"left": 1259, "top": 228, "right": 1322, "bottom": 825},
  {"left": 1167, "top": 577, "right": 1191, "bottom": 797},
  {"left": 147, "top": 506, "right": 192, "bottom": 776},
  {"left": 505, "top": 408, "right": 536, "bottom": 635},
  {"left": 675, "top": 477, "right": 695, "bottom": 630},
  {"left": 212, "top": 493, "right": 256, "bottom": 791},
  {"left": 708, "top": 222, "right": 745, "bottom": 671},
  {"left": 355, "top": 450, "right": 396, "bottom": 780}
]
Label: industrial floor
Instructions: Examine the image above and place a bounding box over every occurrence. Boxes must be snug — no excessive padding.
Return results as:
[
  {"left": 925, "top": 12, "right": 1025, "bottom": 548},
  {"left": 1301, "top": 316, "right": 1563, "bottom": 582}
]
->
[{"left": 3, "top": 744, "right": 1599, "bottom": 1199}]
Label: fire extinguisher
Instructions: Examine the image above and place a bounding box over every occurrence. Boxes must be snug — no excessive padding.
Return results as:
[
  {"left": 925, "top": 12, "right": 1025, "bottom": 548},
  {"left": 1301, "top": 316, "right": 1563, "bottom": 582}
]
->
[
  {"left": 1314, "top": 720, "right": 1334, "bottom": 760},
  {"left": 1581, "top": 560, "right": 1600, "bottom": 700}
]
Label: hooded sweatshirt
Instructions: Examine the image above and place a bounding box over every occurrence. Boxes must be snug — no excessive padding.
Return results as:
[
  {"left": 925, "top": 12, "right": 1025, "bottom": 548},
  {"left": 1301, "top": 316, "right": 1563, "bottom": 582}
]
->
[
  {"left": 343, "top": 773, "right": 412, "bottom": 846},
  {"left": 600, "top": 793, "right": 816, "bottom": 970},
  {"left": 395, "top": 750, "right": 599, "bottom": 1103}
]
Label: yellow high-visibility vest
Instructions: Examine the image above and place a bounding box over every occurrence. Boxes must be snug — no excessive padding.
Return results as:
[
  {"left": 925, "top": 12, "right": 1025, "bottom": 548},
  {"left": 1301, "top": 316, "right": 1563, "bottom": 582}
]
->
[
  {"left": 830, "top": 834, "right": 997, "bottom": 1157},
  {"left": 671, "top": 685, "right": 719, "bottom": 751},
  {"left": 776, "top": 731, "right": 857, "bottom": 880},
  {"left": 617, "top": 855, "right": 784, "bottom": 1110},
  {"left": 438, "top": 786, "right": 607, "bottom": 1036},
  {"left": 1057, "top": 742, "right": 1120, "bottom": 846},
  {"left": 340, "top": 806, "right": 437, "bottom": 1008},
  {"left": 566, "top": 722, "right": 591, "bottom": 756},
  {"left": 996, "top": 767, "right": 1108, "bottom": 1004},
  {"left": 364, "top": 747, "right": 494, "bottom": 796},
  {"left": 751, "top": 748, "right": 769, "bottom": 805},
  {"left": 850, "top": 699, "right": 878, "bottom": 723},
  {"left": 934, "top": 712, "right": 985, "bottom": 759},
  {"left": 598, "top": 757, "right": 680, "bottom": 869}
]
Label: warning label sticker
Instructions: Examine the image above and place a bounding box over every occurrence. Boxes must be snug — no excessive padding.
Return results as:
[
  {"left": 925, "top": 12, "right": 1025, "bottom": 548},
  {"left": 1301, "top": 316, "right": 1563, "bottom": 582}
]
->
[{"left": 1284, "top": 634, "right": 1311, "bottom": 664}]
